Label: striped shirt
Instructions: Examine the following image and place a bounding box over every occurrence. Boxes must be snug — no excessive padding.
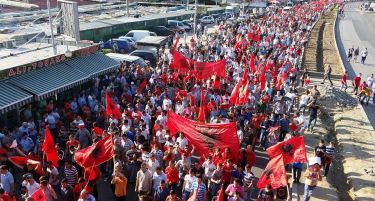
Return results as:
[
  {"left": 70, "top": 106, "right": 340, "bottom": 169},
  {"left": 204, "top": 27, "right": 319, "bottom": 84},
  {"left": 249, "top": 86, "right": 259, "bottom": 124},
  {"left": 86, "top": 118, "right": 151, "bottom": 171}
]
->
[
  {"left": 191, "top": 181, "right": 206, "bottom": 201},
  {"left": 64, "top": 166, "right": 78, "bottom": 186},
  {"left": 326, "top": 146, "right": 335, "bottom": 157}
]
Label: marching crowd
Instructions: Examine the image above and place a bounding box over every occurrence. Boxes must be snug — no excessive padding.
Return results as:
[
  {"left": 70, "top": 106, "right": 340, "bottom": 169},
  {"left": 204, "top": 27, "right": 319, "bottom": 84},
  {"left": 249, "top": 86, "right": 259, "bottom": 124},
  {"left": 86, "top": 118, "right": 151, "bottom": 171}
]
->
[{"left": 0, "top": 1, "right": 340, "bottom": 201}]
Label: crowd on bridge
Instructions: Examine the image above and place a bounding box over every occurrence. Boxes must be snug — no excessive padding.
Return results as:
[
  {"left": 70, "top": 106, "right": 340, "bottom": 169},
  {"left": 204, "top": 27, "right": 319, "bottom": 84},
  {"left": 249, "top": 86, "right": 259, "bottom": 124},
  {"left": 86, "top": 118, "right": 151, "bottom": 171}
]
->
[{"left": 0, "top": 1, "right": 339, "bottom": 201}]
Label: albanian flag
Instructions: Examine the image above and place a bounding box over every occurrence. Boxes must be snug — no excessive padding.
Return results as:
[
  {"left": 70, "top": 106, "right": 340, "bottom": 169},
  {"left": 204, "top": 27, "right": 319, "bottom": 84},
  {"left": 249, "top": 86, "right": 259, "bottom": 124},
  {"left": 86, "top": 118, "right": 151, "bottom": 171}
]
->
[
  {"left": 217, "top": 185, "right": 224, "bottom": 201},
  {"left": 197, "top": 89, "right": 206, "bottom": 122},
  {"left": 257, "top": 154, "right": 287, "bottom": 189},
  {"left": 42, "top": 127, "right": 58, "bottom": 167},
  {"left": 105, "top": 93, "right": 122, "bottom": 120},
  {"left": 8, "top": 156, "right": 39, "bottom": 166},
  {"left": 167, "top": 111, "right": 239, "bottom": 160},
  {"left": 31, "top": 188, "right": 47, "bottom": 201},
  {"left": 266, "top": 136, "right": 307, "bottom": 164},
  {"left": 138, "top": 79, "right": 147, "bottom": 93},
  {"left": 229, "top": 79, "right": 242, "bottom": 104},
  {"left": 74, "top": 134, "right": 114, "bottom": 168}
]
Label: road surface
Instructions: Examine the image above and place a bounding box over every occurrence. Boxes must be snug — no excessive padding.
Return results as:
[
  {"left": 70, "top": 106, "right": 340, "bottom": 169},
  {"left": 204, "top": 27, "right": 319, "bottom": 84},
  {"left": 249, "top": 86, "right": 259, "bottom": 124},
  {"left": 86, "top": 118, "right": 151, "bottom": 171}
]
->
[{"left": 336, "top": 1, "right": 375, "bottom": 130}]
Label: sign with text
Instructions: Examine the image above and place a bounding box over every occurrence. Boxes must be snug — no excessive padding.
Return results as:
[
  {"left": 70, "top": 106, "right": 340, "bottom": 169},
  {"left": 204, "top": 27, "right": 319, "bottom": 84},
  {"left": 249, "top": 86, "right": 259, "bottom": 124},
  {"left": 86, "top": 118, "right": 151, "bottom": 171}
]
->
[{"left": 5, "top": 45, "right": 99, "bottom": 78}]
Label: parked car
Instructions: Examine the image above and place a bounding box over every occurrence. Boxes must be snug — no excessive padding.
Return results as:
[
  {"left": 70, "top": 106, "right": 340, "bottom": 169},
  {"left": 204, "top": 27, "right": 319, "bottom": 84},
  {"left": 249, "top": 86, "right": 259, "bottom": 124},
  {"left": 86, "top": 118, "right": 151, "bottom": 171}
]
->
[
  {"left": 102, "top": 39, "right": 133, "bottom": 53},
  {"left": 117, "top": 36, "right": 137, "bottom": 49},
  {"left": 148, "top": 26, "right": 175, "bottom": 36},
  {"left": 124, "top": 30, "right": 157, "bottom": 42},
  {"left": 181, "top": 20, "right": 193, "bottom": 30},
  {"left": 106, "top": 53, "right": 147, "bottom": 68},
  {"left": 198, "top": 16, "right": 214, "bottom": 24},
  {"left": 167, "top": 20, "right": 191, "bottom": 33},
  {"left": 211, "top": 13, "right": 221, "bottom": 20},
  {"left": 130, "top": 49, "right": 158, "bottom": 66}
]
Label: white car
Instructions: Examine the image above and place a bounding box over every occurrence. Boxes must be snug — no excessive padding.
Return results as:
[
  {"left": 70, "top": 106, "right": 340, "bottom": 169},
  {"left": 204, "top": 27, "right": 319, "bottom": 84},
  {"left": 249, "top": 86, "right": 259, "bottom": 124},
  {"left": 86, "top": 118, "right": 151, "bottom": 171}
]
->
[
  {"left": 199, "top": 16, "right": 214, "bottom": 24},
  {"left": 118, "top": 36, "right": 137, "bottom": 48}
]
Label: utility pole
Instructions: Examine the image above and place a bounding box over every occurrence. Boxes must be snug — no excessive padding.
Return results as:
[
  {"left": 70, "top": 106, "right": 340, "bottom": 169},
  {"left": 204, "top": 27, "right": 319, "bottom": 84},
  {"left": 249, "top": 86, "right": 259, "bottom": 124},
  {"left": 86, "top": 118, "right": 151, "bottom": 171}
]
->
[
  {"left": 194, "top": 0, "right": 197, "bottom": 37},
  {"left": 47, "top": 0, "right": 57, "bottom": 55},
  {"left": 186, "top": 0, "right": 189, "bottom": 10},
  {"left": 126, "top": 0, "right": 129, "bottom": 17}
]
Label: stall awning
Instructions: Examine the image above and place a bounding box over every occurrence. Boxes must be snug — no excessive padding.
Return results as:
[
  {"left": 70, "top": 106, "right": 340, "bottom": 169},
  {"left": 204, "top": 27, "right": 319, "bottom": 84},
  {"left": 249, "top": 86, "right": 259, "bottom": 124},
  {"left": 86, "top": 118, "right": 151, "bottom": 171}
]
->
[
  {"left": 0, "top": 81, "right": 33, "bottom": 114},
  {"left": 8, "top": 63, "right": 89, "bottom": 100},
  {"left": 65, "top": 53, "right": 119, "bottom": 77}
]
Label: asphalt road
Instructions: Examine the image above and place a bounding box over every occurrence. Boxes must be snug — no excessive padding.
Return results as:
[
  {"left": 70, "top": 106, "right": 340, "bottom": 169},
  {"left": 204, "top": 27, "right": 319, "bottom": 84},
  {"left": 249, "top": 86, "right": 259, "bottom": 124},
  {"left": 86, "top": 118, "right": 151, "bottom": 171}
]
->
[{"left": 336, "top": 1, "right": 375, "bottom": 130}]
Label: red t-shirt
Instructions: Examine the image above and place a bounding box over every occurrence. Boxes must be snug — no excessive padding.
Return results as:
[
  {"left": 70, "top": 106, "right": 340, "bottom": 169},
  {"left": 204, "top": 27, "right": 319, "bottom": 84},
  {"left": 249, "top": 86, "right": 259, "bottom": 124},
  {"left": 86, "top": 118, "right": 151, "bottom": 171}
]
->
[
  {"left": 165, "top": 166, "right": 179, "bottom": 184},
  {"left": 354, "top": 76, "right": 361, "bottom": 87},
  {"left": 222, "top": 165, "right": 233, "bottom": 183}
]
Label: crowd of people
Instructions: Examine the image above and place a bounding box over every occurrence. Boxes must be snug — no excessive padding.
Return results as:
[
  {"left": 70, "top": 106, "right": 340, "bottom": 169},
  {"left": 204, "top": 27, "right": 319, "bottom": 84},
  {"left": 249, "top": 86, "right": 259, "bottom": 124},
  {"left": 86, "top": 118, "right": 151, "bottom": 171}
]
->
[{"left": 0, "top": 1, "right": 340, "bottom": 201}]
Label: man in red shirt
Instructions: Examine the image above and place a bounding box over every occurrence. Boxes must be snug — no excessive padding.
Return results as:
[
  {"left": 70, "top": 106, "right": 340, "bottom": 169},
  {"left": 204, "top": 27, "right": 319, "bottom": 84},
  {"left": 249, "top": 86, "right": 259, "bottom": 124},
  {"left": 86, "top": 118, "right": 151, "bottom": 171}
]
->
[
  {"left": 222, "top": 160, "right": 233, "bottom": 188},
  {"left": 340, "top": 71, "right": 348, "bottom": 92},
  {"left": 165, "top": 161, "right": 179, "bottom": 191},
  {"left": 353, "top": 73, "right": 362, "bottom": 95}
]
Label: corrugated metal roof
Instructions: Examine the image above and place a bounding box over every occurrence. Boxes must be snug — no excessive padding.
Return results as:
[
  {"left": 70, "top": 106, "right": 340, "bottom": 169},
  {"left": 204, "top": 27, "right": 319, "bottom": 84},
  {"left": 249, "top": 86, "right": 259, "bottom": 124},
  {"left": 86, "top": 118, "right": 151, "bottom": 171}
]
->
[
  {"left": 65, "top": 52, "right": 119, "bottom": 77},
  {"left": 8, "top": 63, "right": 89, "bottom": 100},
  {"left": 0, "top": 81, "right": 33, "bottom": 114}
]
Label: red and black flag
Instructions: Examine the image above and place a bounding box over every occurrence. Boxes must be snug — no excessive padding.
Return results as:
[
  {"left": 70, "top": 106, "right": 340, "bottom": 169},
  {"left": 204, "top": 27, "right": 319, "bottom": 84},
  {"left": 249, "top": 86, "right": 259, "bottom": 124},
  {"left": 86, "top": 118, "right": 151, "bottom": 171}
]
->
[
  {"left": 266, "top": 136, "right": 307, "bottom": 164},
  {"left": 74, "top": 134, "right": 114, "bottom": 168},
  {"left": 31, "top": 188, "right": 47, "bottom": 201},
  {"left": 167, "top": 111, "right": 240, "bottom": 160},
  {"left": 105, "top": 93, "right": 122, "bottom": 120},
  {"left": 257, "top": 154, "right": 287, "bottom": 189},
  {"left": 42, "top": 127, "right": 58, "bottom": 167}
]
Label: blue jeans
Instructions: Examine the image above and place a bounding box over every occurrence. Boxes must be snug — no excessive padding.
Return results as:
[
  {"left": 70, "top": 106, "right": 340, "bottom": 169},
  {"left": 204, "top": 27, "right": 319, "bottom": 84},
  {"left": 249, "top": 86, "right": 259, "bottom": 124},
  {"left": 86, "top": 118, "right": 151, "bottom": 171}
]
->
[{"left": 303, "top": 184, "right": 316, "bottom": 201}]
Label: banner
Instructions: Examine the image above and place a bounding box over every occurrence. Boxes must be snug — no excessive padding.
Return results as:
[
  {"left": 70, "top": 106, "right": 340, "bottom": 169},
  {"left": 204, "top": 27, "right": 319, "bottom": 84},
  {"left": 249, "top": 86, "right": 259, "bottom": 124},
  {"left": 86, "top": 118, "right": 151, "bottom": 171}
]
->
[
  {"left": 170, "top": 50, "right": 226, "bottom": 79},
  {"left": 167, "top": 111, "right": 239, "bottom": 158},
  {"left": 257, "top": 154, "right": 287, "bottom": 189},
  {"left": 266, "top": 136, "right": 307, "bottom": 164}
]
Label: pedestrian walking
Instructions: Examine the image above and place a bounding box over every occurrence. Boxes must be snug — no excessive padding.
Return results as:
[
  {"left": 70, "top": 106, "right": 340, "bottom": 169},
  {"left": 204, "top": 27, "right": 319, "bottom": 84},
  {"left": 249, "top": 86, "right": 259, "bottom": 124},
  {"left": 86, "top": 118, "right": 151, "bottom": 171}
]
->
[
  {"left": 321, "top": 64, "right": 333, "bottom": 86},
  {"left": 303, "top": 163, "right": 322, "bottom": 201},
  {"left": 347, "top": 47, "right": 353, "bottom": 62},
  {"left": 354, "top": 47, "right": 359, "bottom": 62},
  {"left": 352, "top": 73, "right": 362, "bottom": 95},
  {"left": 324, "top": 141, "right": 335, "bottom": 177},
  {"left": 340, "top": 71, "right": 348, "bottom": 92},
  {"left": 361, "top": 48, "right": 368, "bottom": 64}
]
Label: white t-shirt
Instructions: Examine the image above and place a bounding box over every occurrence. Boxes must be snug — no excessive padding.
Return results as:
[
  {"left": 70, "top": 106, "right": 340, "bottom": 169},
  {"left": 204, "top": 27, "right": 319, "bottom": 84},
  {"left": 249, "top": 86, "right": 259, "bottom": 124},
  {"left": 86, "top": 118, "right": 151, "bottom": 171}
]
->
[
  {"left": 184, "top": 175, "right": 197, "bottom": 192},
  {"left": 147, "top": 159, "right": 160, "bottom": 175},
  {"left": 300, "top": 94, "right": 310, "bottom": 105},
  {"left": 26, "top": 181, "right": 40, "bottom": 196},
  {"left": 152, "top": 172, "right": 167, "bottom": 191},
  {"left": 202, "top": 161, "right": 216, "bottom": 178},
  {"left": 176, "top": 137, "right": 188, "bottom": 149}
]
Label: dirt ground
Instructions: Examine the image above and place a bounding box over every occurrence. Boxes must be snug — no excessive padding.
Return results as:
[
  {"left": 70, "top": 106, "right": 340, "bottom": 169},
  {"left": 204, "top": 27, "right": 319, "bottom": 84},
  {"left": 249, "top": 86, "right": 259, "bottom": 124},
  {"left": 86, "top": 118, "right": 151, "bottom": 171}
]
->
[{"left": 303, "top": 10, "right": 343, "bottom": 75}]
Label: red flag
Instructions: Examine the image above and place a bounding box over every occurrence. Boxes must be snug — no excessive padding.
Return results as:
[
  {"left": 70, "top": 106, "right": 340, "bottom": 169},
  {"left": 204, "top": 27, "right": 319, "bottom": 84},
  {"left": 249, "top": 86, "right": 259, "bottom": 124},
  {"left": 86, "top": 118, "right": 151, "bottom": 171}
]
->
[
  {"left": 238, "top": 81, "right": 250, "bottom": 105},
  {"left": 257, "top": 154, "right": 287, "bottom": 189},
  {"left": 234, "top": 36, "right": 242, "bottom": 49},
  {"left": 229, "top": 79, "right": 242, "bottom": 104},
  {"left": 173, "top": 34, "right": 180, "bottom": 49},
  {"left": 171, "top": 50, "right": 226, "bottom": 79},
  {"left": 74, "top": 134, "right": 114, "bottom": 168},
  {"left": 260, "top": 74, "right": 266, "bottom": 90},
  {"left": 84, "top": 166, "right": 101, "bottom": 181},
  {"left": 242, "top": 69, "right": 248, "bottom": 85},
  {"left": 247, "top": 32, "right": 254, "bottom": 41},
  {"left": 266, "top": 136, "right": 307, "bottom": 164},
  {"left": 167, "top": 111, "right": 240, "bottom": 160},
  {"left": 197, "top": 89, "right": 206, "bottom": 122},
  {"left": 249, "top": 54, "right": 256, "bottom": 73},
  {"left": 217, "top": 185, "right": 224, "bottom": 201},
  {"left": 105, "top": 93, "right": 122, "bottom": 120},
  {"left": 138, "top": 79, "right": 147, "bottom": 93},
  {"left": 214, "top": 77, "right": 221, "bottom": 90},
  {"left": 93, "top": 127, "right": 103, "bottom": 136},
  {"left": 8, "top": 156, "right": 39, "bottom": 166},
  {"left": 31, "top": 188, "right": 47, "bottom": 201},
  {"left": 42, "top": 127, "right": 58, "bottom": 167}
]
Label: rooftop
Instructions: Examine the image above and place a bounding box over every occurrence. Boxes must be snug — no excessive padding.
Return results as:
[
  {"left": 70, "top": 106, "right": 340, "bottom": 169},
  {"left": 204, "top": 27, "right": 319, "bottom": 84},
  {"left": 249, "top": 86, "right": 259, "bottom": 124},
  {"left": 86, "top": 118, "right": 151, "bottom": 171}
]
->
[{"left": 0, "top": 42, "right": 81, "bottom": 71}]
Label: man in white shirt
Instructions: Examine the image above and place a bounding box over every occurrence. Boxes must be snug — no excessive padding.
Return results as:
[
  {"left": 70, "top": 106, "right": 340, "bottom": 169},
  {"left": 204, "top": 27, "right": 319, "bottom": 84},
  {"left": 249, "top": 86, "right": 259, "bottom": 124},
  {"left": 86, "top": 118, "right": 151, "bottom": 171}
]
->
[
  {"left": 23, "top": 175, "right": 39, "bottom": 197},
  {"left": 147, "top": 154, "right": 160, "bottom": 175},
  {"left": 202, "top": 156, "right": 216, "bottom": 182},
  {"left": 298, "top": 91, "right": 311, "bottom": 114},
  {"left": 176, "top": 132, "right": 188, "bottom": 149},
  {"left": 294, "top": 112, "right": 308, "bottom": 135},
  {"left": 182, "top": 169, "right": 197, "bottom": 201},
  {"left": 162, "top": 96, "right": 172, "bottom": 111}
]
